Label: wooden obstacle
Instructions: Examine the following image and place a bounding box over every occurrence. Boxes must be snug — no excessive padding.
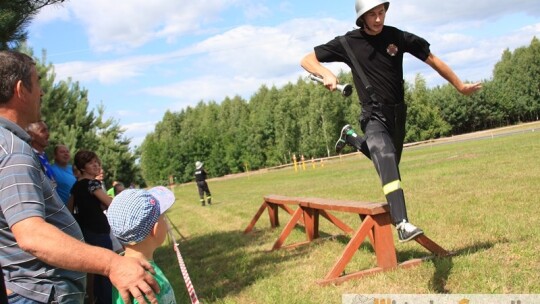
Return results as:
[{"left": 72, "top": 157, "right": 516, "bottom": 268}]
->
[{"left": 244, "top": 194, "right": 451, "bottom": 285}]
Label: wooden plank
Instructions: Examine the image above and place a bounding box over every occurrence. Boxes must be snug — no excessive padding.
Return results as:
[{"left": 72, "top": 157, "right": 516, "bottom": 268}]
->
[
  {"left": 297, "top": 197, "right": 389, "bottom": 215},
  {"left": 264, "top": 195, "right": 302, "bottom": 205}
]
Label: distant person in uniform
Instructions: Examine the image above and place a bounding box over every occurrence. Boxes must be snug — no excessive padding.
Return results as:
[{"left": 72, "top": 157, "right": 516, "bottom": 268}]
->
[{"left": 194, "top": 161, "right": 212, "bottom": 206}]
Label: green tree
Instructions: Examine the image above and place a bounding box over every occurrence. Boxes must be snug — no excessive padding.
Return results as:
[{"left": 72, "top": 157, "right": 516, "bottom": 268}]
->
[
  {"left": 492, "top": 37, "right": 540, "bottom": 123},
  {"left": 0, "top": 0, "right": 66, "bottom": 50},
  {"left": 405, "top": 75, "right": 450, "bottom": 142},
  {"left": 26, "top": 49, "right": 142, "bottom": 188}
]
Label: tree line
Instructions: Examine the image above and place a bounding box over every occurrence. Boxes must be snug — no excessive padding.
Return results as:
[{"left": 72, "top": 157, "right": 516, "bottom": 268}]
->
[{"left": 139, "top": 37, "right": 539, "bottom": 185}]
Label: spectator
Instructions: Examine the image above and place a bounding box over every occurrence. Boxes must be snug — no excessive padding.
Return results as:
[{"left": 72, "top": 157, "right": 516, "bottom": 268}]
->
[
  {"left": 26, "top": 120, "right": 56, "bottom": 183},
  {"left": 107, "top": 186, "right": 177, "bottom": 304},
  {"left": 71, "top": 150, "right": 114, "bottom": 304},
  {"left": 194, "top": 161, "right": 212, "bottom": 206},
  {"left": 108, "top": 181, "right": 120, "bottom": 197},
  {"left": 96, "top": 167, "right": 106, "bottom": 191},
  {"left": 0, "top": 50, "right": 158, "bottom": 303},
  {"left": 72, "top": 163, "right": 82, "bottom": 180},
  {"left": 50, "top": 144, "right": 77, "bottom": 205},
  {"left": 114, "top": 182, "right": 126, "bottom": 196}
]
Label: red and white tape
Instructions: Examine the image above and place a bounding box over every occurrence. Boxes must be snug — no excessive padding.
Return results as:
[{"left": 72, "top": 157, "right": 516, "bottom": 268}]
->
[{"left": 167, "top": 220, "right": 199, "bottom": 304}]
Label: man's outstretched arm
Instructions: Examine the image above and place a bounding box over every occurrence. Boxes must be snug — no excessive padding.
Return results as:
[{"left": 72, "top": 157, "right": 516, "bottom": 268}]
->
[{"left": 425, "top": 53, "right": 482, "bottom": 96}]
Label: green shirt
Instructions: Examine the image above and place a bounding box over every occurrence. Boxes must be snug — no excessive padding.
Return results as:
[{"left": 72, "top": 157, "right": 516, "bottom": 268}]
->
[{"left": 112, "top": 260, "right": 176, "bottom": 304}]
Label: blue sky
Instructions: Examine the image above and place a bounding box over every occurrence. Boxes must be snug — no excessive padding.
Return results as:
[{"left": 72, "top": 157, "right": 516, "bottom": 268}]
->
[{"left": 27, "top": 0, "right": 540, "bottom": 148}]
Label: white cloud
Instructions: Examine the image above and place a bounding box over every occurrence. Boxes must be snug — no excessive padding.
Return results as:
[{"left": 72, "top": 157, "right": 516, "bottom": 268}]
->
[
  {"left": 32, "top": 2, "right": 71, "bottom": 25},
  {"left": 242, "top": 3, "right": 272, "bottom": 20},
  {"left": 59, "top": 0, "right": 243, "bottom": 53},
  {"left": 53, "top": 60, "right": 140, "bottom": 84},
  {"left": 121, "top": 121, "right": 157, "bottom": 148},
  {"left": 52, "top": 52, "right": 176, "bottom": 84},
  {"left": 389, "top": 0, "right": 540, "bottom": 27}
]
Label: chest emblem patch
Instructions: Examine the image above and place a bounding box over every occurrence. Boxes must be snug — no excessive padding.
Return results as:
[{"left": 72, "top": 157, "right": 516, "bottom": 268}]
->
[{"left": 386, "top": 43, "right": 398, "bottom": 56}]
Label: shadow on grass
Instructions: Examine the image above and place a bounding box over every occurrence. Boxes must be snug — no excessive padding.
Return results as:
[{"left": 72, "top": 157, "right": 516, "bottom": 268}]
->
[
  {"left": 393, "top": 239, "right": 499, "bottom": 293},
  {"left": 155, "top": 228, "right": 312, "bottom": 303},
  {"left": 428, "top": 240, "right": 502, "bottom": 293}
]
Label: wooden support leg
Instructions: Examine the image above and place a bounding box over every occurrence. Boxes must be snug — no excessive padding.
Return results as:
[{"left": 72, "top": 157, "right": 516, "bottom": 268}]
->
[
  {"left": 415, "top": 234, "right": 451, "bottom": 257},
  {"left": 279, "top": 204, "right": 304, "bottom": 226},
  {"left": 322, "top": 215, "right": 376, "bottom": 281},
  {"left": 243, "top": 202, "right": 269, "bottom": 233},
  {"left": 320, "top": 210, "right": 354, "bottom": 234},
  {"left": 267, "top": 203, "right": 279, "bottom": 228},
  {"left": 371, "top": 213, "right": 398, "bottom": 269},
  {"left": 271, "top": 208, "right": 304, "bottom": 250},
  {"left": 303, "top": 207, "right": 319, "bottom": 241},
  {"left": 359, "top": 214, "right": 375, "bottom": 247}
]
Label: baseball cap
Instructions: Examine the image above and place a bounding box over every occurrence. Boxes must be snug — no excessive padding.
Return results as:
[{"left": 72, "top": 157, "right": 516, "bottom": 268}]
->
[{"left": 107, "top": 186, "right": 176, "bottom": 245}]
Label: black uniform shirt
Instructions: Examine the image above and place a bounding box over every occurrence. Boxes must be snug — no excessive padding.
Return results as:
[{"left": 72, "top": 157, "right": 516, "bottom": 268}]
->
[
  {"left": 195, "top": 169, "right": 207, "bottom": 182},
  {"left": 314, "top": 26, "right": 431, "bottom": 106}
]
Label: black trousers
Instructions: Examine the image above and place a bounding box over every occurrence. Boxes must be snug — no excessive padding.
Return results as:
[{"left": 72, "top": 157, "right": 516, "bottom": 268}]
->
[
  {"left": 357, "top": 103, "right": 408, "bottom": 225},
  {"left": 196, "top": 180, "right": 211, "bottom": 199}
]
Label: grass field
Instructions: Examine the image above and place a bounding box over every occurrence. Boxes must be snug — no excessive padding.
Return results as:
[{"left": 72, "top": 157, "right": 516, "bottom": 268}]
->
[{"left": 156, "top": 122, "right": 540, "bottom": 304}]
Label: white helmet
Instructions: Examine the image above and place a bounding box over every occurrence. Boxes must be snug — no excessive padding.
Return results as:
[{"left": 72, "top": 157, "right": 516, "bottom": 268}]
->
[
  {"left": 355, "top": 0, "right": 390, "bottom": 27},
  {"left": 195, "top": 161, "right": 203, "bottom": 169}
]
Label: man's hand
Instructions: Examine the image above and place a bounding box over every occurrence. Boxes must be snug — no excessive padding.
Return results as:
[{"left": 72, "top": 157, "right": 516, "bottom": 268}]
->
[
  {"left": 458, "top": 82, "right": 483, "bottom": 96},
  {"left": 108, "top": 255, "right": 160, "bottom": 304},
  {"left": 322, "top": 74, "right": 339, "bottom": 92},
  {"left": 301, "top": 52, "right": 339, "bottom": 92}
]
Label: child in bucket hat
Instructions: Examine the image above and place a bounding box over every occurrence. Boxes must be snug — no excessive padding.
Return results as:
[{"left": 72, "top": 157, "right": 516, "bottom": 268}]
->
[{"left": 107, "top": 186, "right": 177, "bottom": 304}]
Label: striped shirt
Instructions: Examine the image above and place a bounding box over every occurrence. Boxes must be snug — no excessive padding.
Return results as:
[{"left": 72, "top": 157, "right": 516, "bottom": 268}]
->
[{"left": 0, "top": 117, "right": 86, "bottom": 303}]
